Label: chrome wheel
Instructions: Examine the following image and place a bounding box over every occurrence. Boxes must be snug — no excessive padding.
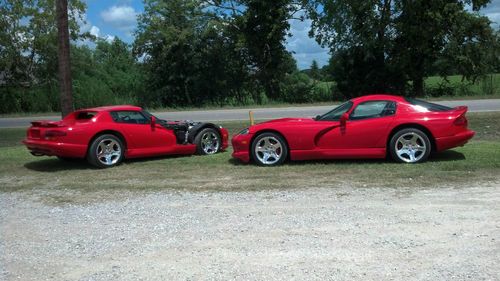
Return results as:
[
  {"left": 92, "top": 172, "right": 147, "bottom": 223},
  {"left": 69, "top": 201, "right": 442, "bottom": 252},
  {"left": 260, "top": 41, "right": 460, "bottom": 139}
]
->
[
  {"left": 201, "top": 131, "right": 220, "bottom": 154},
  {"left": 96, "top": 138, "right": 122, "bottom": 166},
  {"left": 395, "top": 132, "right": 427, "bottom": 163},
  {"left": 254, "top": 136, "right": 283, "bottom": 165}
]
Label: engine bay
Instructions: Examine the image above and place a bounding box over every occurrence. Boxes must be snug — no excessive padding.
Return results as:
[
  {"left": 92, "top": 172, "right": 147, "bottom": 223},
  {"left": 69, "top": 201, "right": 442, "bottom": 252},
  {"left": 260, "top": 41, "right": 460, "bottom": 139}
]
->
[{"left": 158, "top": 120, "right": 202, "bottom": 144}]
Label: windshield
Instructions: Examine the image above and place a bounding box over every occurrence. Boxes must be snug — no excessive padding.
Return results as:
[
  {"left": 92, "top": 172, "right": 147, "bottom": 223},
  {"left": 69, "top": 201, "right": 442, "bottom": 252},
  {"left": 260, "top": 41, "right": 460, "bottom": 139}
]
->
[
  {"left": 317, "top": 101, "right": 353, "bottom": 121},
  {"left": 142, "top": 110, "right": 159, "bottom": 120}
]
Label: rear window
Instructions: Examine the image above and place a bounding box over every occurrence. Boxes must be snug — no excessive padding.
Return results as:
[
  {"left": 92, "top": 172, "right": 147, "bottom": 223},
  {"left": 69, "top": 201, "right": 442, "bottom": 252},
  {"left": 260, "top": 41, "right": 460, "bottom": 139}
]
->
[
  {"left": 405, "top": 98, "right": 452, "bottom": 112},
  {"left": 76, "top": 111, "right": 97, "bottom": 120}
]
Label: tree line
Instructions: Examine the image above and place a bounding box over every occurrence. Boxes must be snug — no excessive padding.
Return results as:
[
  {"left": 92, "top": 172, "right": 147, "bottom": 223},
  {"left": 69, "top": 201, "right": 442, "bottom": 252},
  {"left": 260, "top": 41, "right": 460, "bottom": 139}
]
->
[{"left": 1, "top": 0, "right": 499, "bottom": 114}]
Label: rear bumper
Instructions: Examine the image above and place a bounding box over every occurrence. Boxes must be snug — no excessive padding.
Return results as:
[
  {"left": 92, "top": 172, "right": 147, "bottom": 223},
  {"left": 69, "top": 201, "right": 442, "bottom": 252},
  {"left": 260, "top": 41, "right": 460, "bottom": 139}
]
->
[
  {"left": 435, "top": 130, "right": 475, "bottom": 152},
  {"left": 22, "top": 139, "right": 87, "bottom": 158},
  {"left": 231, "top": 133, "right": 252, "bottom": 163}
]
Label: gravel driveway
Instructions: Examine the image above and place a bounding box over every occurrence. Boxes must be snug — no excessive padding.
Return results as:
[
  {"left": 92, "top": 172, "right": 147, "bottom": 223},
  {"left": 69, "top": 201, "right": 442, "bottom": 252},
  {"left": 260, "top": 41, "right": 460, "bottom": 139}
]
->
[{"left": 1, "top": 184, "right": 499, "bottom": 280}]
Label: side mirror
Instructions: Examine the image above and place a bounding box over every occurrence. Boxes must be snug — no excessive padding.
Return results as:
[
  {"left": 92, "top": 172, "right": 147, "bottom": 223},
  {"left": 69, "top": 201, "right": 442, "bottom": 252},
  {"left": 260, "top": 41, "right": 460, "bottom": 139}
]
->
[
  {"left": 150, "top": 116, "right": 156, "bottom": 129},
  {"left": 340, "top": 113, "right": 348, "bottom": 127},
  {"left": 314, "top": 115, "right": 321, "bottom": 121}
]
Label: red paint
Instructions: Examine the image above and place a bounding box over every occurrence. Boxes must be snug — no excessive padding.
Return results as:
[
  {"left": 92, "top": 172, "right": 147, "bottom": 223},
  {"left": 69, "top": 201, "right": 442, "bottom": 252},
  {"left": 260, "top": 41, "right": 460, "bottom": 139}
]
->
[
  {"left": 232, "top": 95, "right": 475, "bottom": 163},
  {"left": 23, "top": 105, "right": 228, "bottom": 160}
]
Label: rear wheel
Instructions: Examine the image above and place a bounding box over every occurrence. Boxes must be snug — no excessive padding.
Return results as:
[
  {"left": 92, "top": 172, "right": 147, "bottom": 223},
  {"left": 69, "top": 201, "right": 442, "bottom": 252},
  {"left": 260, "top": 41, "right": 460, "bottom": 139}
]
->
[
  {"left": 195, "top": 128, "right": 221, "bottom": 155},
  {"left": 251, "top": 132, "right": 288, "bottom": 166},
  {"left": 87, "top": 134, "right": 124, "bottom": 168},
  {"left": 389, "top": 128, "right": 431, "bottom": 163}
]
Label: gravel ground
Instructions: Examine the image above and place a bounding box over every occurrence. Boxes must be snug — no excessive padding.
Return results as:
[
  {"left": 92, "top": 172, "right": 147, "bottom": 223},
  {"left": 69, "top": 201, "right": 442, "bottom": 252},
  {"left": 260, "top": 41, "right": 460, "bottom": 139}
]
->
[{"left": 1, "top": 184, "right": 499, "bottom": 281}]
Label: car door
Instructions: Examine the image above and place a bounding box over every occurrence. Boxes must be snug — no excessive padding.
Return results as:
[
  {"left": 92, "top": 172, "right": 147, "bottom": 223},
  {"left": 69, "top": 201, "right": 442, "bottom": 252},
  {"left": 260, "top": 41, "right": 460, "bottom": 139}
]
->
[
  {"left": 110, "top": 111, "right": 176, "bottom": 152},
  {"left": 317, "top": 100, "right": 397, "bottom": 149}
]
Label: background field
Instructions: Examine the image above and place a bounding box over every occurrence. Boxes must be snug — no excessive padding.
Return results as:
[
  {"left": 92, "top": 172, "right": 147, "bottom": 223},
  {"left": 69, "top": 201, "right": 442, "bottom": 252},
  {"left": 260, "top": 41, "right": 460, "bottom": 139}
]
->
[{"left": 0, "top": 112, "right": 499, "bottom": 204}]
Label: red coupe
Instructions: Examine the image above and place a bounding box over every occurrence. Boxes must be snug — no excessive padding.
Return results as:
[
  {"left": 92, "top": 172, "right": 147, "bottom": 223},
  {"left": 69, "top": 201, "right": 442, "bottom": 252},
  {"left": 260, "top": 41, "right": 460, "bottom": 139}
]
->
[
  {"left": 232, "top": 95, "right": 475, "bottom": 166},
  {"left": 23, "top": 105, "right": 228, "bottom": 168}
]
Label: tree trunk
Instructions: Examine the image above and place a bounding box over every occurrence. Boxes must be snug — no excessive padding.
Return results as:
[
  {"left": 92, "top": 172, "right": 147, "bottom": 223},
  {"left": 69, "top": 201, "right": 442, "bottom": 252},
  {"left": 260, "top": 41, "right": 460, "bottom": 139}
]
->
[
  {"left": 56, "top": 0, "right": 73, "bottom": 118},
  {"left": 413, "top": 76, "right": 424, "bottom": 97}
]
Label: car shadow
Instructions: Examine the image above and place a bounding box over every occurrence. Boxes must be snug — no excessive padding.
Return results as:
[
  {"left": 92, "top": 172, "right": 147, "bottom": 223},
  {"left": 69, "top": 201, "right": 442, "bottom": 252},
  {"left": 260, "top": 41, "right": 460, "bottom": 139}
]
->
[
  {"left": 228, "top": 150, "right": 466, "bottom": 166},
  {"left": 24, "top": 158, "right": 93, "bottom": 172}
]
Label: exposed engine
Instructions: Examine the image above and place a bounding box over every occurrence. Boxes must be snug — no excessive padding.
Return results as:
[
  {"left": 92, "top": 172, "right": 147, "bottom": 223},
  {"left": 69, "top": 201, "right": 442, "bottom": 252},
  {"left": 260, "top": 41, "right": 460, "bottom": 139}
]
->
[{"left": 157, "top": 120, "right": 202, "bottom": 144}]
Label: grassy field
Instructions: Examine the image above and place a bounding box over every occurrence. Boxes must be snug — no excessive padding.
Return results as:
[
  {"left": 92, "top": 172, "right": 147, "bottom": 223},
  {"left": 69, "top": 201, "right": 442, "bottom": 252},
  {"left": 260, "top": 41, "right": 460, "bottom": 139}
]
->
[
  {"left": 0, "top": 112, "right": 499, "bottom": 200},
  {"left": 425, "top": 73, "right": 500, "bottom": 98}
]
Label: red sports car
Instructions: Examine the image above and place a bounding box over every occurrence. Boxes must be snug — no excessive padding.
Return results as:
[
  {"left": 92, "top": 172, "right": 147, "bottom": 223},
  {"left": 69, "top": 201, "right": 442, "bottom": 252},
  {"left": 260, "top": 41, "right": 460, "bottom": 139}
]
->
[
  {"left": 23, "top": 105, "right": 228, "bottom": 168},
  {"left": 232, "top": 95, "right": 475, "bottom": 166}
]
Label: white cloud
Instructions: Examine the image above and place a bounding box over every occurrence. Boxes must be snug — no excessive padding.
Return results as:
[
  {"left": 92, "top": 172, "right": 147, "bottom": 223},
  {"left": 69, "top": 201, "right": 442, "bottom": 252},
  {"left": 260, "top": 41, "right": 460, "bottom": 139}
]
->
[
  {"left": 286, "top": 12, "right": 329, "bottom": 70},
  {"left": 89, "top": 26, "right": 100, "bottom": 37},
  {"left": 75, "top": 10, "right": 114, "bottom": 46},
  {"left": 100, "top": 5, "right": 137, "bottom": 35}
]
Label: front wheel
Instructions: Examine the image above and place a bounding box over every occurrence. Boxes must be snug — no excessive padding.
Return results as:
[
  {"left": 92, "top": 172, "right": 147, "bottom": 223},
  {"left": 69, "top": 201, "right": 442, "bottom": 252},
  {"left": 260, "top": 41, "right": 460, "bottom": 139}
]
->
[
  {"left": 251, "top": 132, "right": 288, "bottom": 166},
  {"left": 87, "top": 134, "right": 124, "bottom": 168},
  {"left": 195, "top": 128, "right": 221, "bottom": 155},
  {"left": 389, "top": 128, "right": 431, "bottom": 163}
]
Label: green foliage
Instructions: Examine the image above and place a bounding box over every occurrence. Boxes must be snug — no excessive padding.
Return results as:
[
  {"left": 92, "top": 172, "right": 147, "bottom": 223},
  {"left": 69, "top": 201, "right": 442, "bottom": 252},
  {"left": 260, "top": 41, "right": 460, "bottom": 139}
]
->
[
  {"left": 0, "top": 0, "right": 87, "bottom": 113},
  {"left": 306, "top": 0, "right": 499, "bottom": 97},
  {"left": 424, "top": 73, "right": 500, "bottom": 97},
  {"left": 281, "top": 72, "right": 314, "bottom": 103}
]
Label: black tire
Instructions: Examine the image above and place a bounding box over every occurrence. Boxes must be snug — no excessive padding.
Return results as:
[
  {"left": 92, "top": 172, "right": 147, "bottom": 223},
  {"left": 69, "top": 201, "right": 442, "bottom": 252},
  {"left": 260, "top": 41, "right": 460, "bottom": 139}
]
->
[
  {"left": 251, "top": 132, "right": 288, "bottom": 166},
  {"left": 87, "top": 134, "right": 124, "bottom": 168},
  {"left": 389, "top": 128, "right": 431, "bottom": 163},
  {"left": 195, "top": 128, "right": 221, "bottom": 155}
]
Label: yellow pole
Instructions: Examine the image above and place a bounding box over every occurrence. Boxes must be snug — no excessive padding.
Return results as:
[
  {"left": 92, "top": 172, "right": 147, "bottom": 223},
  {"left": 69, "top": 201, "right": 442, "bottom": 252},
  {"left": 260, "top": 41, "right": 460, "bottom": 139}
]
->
[{"left": 249, "top": 110, "right": 255, "bottom": 126}]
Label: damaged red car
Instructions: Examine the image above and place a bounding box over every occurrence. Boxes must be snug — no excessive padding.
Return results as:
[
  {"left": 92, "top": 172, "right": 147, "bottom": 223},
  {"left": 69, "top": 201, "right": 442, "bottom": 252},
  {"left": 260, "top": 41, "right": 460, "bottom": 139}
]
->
[
  {"left": 232, "top": 95, "right": 475, "bottom": 166},
  {"left": 23, "top": 105, "right": 228, "bottom": 168}
]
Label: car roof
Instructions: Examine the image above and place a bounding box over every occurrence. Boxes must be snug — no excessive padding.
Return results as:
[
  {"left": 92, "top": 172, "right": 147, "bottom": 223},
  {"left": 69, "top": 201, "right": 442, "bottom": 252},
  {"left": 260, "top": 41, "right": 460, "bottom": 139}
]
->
[
  {"left": 350, "top": 94, "right": 406, "bottom": 103},
  {"left": 78, "top": 105, "right": 143, "bottom": 112}
]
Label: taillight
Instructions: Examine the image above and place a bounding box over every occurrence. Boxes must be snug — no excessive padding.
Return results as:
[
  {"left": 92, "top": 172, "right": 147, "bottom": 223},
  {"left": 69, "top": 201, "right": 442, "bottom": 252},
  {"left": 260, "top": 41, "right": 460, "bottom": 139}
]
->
[
  {"left": 454, "top": 115, "right": 468, "bottom": 127},
  {"left": 44, "top": 130, "right": 67, "bottom": 139}
]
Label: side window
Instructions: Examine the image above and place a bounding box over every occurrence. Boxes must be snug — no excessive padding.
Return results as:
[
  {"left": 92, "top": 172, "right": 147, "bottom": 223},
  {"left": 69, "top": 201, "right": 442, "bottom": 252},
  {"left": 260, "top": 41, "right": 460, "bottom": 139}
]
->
[
  {"left": 318, "top": 101, "right": 353, "bottom": 121},
  {"left": 350, "top": 101, "right": 396, "bottom": 121},
  {"left": 110, "top": 111, "right": 149, "bottom": 124}
]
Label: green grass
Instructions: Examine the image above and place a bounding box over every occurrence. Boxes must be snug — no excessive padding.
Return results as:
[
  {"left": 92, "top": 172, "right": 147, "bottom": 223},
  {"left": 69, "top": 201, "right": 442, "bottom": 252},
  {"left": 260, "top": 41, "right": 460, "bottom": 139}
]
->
[
  {"left": 1, "top": 112, "right": 499, "bottom": 199},
  {"left": 425, "top": 73, "right": 500, "bottom": 98}
]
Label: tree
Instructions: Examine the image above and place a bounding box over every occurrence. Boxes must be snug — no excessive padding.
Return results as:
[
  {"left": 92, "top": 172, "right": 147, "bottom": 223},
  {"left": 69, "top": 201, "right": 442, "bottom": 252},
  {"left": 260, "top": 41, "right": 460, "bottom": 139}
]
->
[
  {"left": 56, "top": 0, "right": 73, "bottom": 117},
  {"left": 305, "top": 0, "right": 498, "bottom": 97},
  {"left": 309, "top": 59, "right": 321, "bottom": 81},
  {"left": 241, "top": 0, "right": 293, "bottom": 102},
  {"left": 0, "top": 0, "right": 86, "bottom": 113}
]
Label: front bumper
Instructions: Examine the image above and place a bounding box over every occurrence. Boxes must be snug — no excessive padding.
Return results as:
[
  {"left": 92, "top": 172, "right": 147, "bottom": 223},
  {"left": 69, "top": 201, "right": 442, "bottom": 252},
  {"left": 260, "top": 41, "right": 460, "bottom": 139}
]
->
[
  {"left": 435, "top": 130, "right": 475, "bottom": 152},
  {"left": 22, "top": 139, "right": 87, "bottom": 158},
  {"left": 231, "top": 133, "right": 253, "bottom": 163}
]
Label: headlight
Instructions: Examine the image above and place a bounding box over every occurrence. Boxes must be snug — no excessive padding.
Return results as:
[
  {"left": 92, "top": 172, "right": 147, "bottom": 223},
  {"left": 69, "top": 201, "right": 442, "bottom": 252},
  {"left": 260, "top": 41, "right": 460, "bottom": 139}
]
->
[{"left": 238, "top": 128, "right": 249, "bottom": 135}]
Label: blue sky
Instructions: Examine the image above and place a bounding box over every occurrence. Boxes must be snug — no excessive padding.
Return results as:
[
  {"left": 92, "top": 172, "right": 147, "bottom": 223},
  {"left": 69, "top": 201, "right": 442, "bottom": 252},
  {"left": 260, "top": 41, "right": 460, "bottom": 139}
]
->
[{"left": 81, "top": 0, "right": 500, "bottom": 70}]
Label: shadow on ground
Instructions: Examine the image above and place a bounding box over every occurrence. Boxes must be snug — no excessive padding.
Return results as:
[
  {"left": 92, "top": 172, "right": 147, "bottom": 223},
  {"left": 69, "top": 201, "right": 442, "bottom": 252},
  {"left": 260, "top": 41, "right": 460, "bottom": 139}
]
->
[
  {"left": 24, "top": 158, "right": 93, "bottom": 172},
  {"left": 228, "top": 150, "right": 466, "bottom": 166}
]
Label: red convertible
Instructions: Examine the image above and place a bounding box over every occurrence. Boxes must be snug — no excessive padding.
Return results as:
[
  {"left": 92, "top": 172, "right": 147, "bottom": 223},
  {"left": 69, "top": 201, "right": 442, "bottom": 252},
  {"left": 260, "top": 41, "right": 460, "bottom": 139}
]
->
[
  {"left": 23, "top": 105, "right": 228, "bottom": 168},
  {"left": 232, "top": 95, "right": 475, "bottom": 166}
]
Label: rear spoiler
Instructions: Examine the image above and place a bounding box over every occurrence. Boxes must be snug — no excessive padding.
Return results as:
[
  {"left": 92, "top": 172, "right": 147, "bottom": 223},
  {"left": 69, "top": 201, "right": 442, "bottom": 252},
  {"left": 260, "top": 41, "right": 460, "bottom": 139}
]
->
[
  {"left": 452, "top": 106, "right": 468, "bottom": 114},
  {"left": 30, "top": 120, "right": 62, "bottom": 127}
]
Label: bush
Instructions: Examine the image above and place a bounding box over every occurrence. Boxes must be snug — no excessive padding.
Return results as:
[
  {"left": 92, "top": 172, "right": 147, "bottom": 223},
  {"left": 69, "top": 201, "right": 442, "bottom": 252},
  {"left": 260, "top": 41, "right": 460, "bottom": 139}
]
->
[
  {"left": 424, "top": 83, "right": 456, "bottom": 97},
  {"left": 281, "top": 72, "right": 314, "bottom": 103}
]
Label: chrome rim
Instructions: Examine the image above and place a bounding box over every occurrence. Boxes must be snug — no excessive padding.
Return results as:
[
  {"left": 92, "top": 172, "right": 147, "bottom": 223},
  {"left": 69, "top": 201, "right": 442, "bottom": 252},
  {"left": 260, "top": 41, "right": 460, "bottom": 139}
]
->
[
  {"left": 255, "top": 136, "right": 282, "bottom": 165},
  {"left": 395, "top": 132, "right": 426, "bottom": 163},
  {"left": 96, "top": 139, "right": 121, "bottom": 166},
  {"left": 201, "top": 131, "right": 220, "bottom": 154}
]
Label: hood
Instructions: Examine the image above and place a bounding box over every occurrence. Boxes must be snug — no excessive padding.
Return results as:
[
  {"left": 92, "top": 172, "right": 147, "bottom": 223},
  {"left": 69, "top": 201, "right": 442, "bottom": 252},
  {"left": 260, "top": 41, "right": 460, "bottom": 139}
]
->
[{"left": 260, "top": 117, "right": 315, "bottom": 124}]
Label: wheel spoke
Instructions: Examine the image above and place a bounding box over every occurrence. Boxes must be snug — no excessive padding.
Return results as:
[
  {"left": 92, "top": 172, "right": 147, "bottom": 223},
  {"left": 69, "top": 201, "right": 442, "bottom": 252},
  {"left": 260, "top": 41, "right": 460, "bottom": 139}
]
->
[{"left": 263, "top": 152, "right": 271, "bottom": 162}]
